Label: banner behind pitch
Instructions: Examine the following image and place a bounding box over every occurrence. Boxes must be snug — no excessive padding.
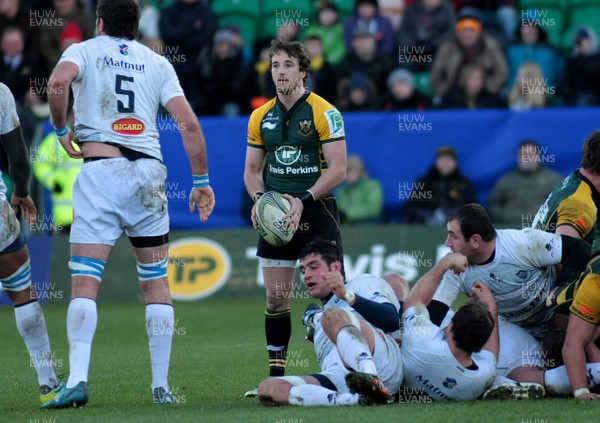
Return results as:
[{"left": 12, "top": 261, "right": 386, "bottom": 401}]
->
[{"left": 45, "top": 224, "right": 459, "bottom": 302}]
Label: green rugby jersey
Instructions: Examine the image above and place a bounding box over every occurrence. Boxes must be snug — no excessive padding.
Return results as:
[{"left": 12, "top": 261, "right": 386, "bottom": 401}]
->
[
  {"left": 247, "top": 91, "right": 345, "bottom": 196},
  {"left": 532, "top": 170, "right": 600, "bottom": 248}
]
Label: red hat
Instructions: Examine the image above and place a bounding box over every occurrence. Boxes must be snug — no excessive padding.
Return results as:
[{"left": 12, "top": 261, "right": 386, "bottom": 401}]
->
[{"left": 60, "top": 22, "right": 84, "bottom": 46}]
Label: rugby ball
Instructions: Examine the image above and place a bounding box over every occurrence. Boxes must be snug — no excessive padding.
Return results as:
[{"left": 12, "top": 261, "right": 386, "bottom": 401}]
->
[{"left": 255, "top": 191, "right": 294, "bottom": 246}]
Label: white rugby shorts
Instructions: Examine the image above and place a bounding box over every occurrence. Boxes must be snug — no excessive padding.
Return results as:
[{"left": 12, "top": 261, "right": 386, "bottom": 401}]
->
[
  {"left": 497, "top": 320, "right": 543, "bottom": 376},
  {"left": 320, "top": 328, "right": 403, "bottom": 395},
  {"left": 70, "top": 158, "right": 169, "bottom": 245}
]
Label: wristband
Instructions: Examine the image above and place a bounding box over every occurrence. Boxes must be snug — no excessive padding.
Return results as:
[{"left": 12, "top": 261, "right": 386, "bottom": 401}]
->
[
  {"left": 54, "top": 127, "right": 69, "bottom": 137},
  {"left": 192, "top": 174, "right": 210, "bottom": 189},
  {"left": 574, "top": 388, "right": 590, "bottom": 398},
  {"left": 298, "top": 190, "right": 314, "bottom": 207},
  {"left": 343, "top": 290, "right": 355, "bottom": 304},
  {"left": 253, "top": 191, "right": 264, "bottom": 203}
]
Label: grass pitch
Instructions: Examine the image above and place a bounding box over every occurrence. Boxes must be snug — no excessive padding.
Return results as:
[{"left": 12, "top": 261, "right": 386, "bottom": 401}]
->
[{"left": 1, "top": 298, "right": 598, "bottom": 423}]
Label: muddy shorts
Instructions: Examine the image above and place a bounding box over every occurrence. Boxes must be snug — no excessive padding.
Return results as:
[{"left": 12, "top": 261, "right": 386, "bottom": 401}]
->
[{"left": 70, "top": 158, "right": 169, "bottom": 246}]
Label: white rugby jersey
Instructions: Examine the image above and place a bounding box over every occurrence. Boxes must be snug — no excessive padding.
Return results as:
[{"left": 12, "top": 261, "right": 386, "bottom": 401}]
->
[
  {"left": 313, "top": 274, "right": 400, "bottom": 370},
  {"left": 0, "top": 83, "right": 20, "bottom": 201},
  {"left": 432, "top": 228, "right": 561, "bottom": 327},
  {"left": 401, "top": 305, "right": 496, "bottom": 400},
  {"left": 59, "top": 36, "right": 185, "bottom": 161}
]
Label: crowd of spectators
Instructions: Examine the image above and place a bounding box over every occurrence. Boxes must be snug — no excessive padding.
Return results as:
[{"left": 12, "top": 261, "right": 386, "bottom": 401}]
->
[
  {"left": 2, "top": 0, "right": 600, "bottom": 120},
  {"left": 1, "top": 0, "right": 583, "bottom": 226}
]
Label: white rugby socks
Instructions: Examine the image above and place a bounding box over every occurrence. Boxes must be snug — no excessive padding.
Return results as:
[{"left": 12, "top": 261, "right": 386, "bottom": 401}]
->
[
  {"left": 544, "top": 363, "right": 600, "bottom": 396},
  {"left": 288, "top": 384, "right": 359, "bottom": 406},
  {"left": 335, "top": 326, "right": 378, "bottom": 375},
  {"left": 146, "top": 303, "right": 174, "bottom": 391},
  {"left": 66, "top": 297, "right": 97, "bottom": 388},
  {"left": 15, "top": 301, "right": 58, "bottom": 388}
]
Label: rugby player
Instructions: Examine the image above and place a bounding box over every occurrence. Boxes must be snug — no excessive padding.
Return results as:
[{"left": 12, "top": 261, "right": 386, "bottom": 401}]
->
[
  {"left": 533, "top": 130, "right": 600, "bottom": 311},
  {"left": 256, "top": 239, "right": 402, "bottom": 406},
  {"left": 244, "top": 39, "right": 346, "bottom": 379},
  {"left": 0, "top": 82, "right": 60, "bottom": 405},
  {"left": 563, "top": 254, "right": 600, "bottom": 399},
  {"left": 400, "top": 252, "right": 498, "bottom": 400},
  {"left": 432, "top": 203, "right": 590, "bottom": 339},
  {"left": 41, "top": 0, "right": 214, "bottom": 408},
  {"left": 483, "top": 318, "right": 600, "bottom": 400}
]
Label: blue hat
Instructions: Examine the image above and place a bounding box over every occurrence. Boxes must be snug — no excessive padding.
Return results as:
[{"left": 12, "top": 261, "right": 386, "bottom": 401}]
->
[{"left": 347, "top": 73, "right": 370, "bottom": 91}]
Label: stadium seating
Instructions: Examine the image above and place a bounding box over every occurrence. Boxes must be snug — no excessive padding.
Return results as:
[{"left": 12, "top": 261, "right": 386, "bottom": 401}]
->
[
  {"left": 323, "top": 0, "right": 355, "bottom": 20},
  {"left": 211, "top": 0, "right": 261, "bottom": 52},
  {"left": 569, "top": 0, "right": 600, "bottom": 6},
  {"left": 567, "top": 0, "right": 600, "bottom": 47},
  {"left": 413, "top": 71, "right": 432, "bottom": 96},
  {"left": 259, "top": 0, "right": 313, "bottom": 39},
  {"left": 519, "top": 0, "right": 567, "bottom": 7},
  {"left": 519, "top": 2, "right": 567, "bottom": 47}
]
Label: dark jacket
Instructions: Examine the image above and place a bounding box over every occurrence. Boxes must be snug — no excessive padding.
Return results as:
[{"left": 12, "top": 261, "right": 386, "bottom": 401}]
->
[
  {"left": 560, "top": 52, "right": 600, "bottom": 106},
  {"left": 488, "top": 166, "right": 564, "bottom": 224},
  {"left": 405, "top": 166, "right": 478, "bottom": 224},
  {"left": 336, "top": 51, "right": 393, "bottom": 95},
  {"left": 396, "top": 0, "right": 456, "bottom": 71},
  {"left": 343, "top": 14, "right": 394, "bottom": 54},
  {"left": 439, "top": 86, "right": 506, "bottom": 109},
  {"left": 159, "top": 1, "right": 218, "bottom": 57},
  {"left": 195, "top": 46, "right": 248, "bottom": 115},
  {"left": 0, "top": 55, "right": 39, "bottom": 106},
  {"left": 381, "top": 89, "right": 432, "bottom": 111}
]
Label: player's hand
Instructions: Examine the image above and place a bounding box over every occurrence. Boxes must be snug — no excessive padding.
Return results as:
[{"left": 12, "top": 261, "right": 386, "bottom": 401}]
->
[
  {"left": 442, "top": 253, "right": 468, "bottom": 275},
  {"left": 282, "top": 193, "right": 303, "bottom": 232},
  {"left": 470, "top": 281, "right": 497, "bottom": 311},
  {"left": 57, "top": 128, "right": 83, "bottom": 159},
  {"left": 321, "top": 270, "right": 346, "bottom": 299},
  {"left": 302, "top": 303, "right": 322, "bottom": 343},
  {"left": 11, "top": 193, "right": 37, "bottom": 223},
  {"left": 250, "top": 201, "right": 259, "bottom": 229},
  {"left": 576, "top": 392, "right": 599, "bottom": 400},
  {"left": 189, "top": 185, "right": 215, "bottom": 222}
]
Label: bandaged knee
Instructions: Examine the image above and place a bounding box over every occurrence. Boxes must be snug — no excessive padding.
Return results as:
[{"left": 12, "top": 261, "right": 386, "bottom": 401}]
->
[
  {"left": 69, "top": 256, "right": 107, "bottom": 282},
  {"left": 136, "top": 257, "right": 168, "bottom": 282},
  {"left": 1, "top": 258, "right": 31, "bottom": 291}
]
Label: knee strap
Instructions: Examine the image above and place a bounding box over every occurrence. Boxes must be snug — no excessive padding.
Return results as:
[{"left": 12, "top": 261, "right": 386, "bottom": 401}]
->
[
  {"left": 1, "top": 258, "right": 31, "bottom": 291},
  {"left": 69, "top": 256, "right": 107, "bottom": 282},
  {"left": 136, "top": 257, "right": 168, "bottom": 282}
]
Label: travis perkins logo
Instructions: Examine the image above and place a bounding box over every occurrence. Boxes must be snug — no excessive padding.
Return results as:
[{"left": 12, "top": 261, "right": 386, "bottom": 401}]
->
[
  {"left": 112, "top": 117, "right": 144, "bottom": 135},
  {"left": 269, "top": 146, "right": 318, "bottom": 175}
]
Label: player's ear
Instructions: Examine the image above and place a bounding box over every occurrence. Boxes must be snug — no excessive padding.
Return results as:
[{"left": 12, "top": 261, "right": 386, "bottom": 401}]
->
[
  {"left": 469, "top": 234, "right": 482, "bottom": 248},
  {"left": 96, "top": 17, "right": 105, "bottom": 35},
  {"left": 331, "top": 260, "right": 343, "bottom": 273}
]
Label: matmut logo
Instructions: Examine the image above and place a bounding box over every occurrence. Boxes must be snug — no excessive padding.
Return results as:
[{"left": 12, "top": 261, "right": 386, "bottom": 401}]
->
[{"left": 112, "top": 117, "right": 144, "bottom": 135}]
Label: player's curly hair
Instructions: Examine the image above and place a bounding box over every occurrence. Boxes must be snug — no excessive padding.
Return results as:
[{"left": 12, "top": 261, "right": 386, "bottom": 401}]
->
[
  {"left": 451, "top": 302, "right": 495, "bottom": 353},
  {"left": 447, "top": 203, "right": 496, "bottom": 243},
  {"left": 581, "top": 130, "right": 600, "bottom": 175},
  {"left": 299, "top": 238, "right": 345, "bottom": 278},
  {"left": 97, "top": 0, "right": 140, "bottom": 40},
  {"left": 268, "top": 39, "right": 311, "bottom": 82}
]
